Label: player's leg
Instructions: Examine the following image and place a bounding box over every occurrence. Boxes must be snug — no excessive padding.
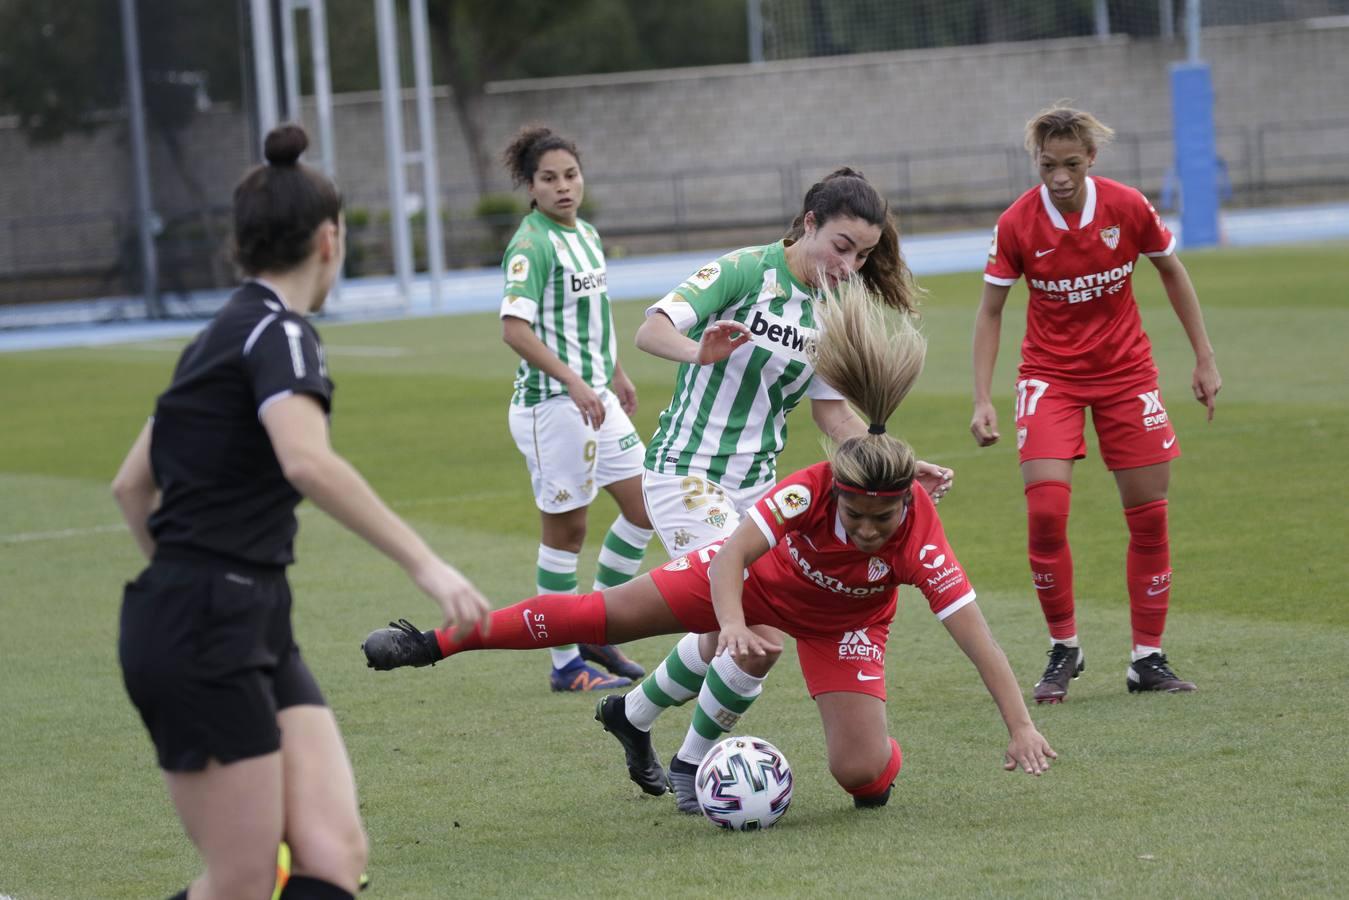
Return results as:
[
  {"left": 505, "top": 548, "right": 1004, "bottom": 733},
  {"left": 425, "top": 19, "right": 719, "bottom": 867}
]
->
[
  {"left": 815, "top": 692, "right": 902, "bottom": 808},
  {"left": 1097, "top": 382, "right": 1194, "bottom": 694},
  {"left": 165, "top": 754, "right": 285, "bottom": 899},
  {"left": 1017, "top": 377, "right": 1089, "bottom": 703},
  {"left": 510, "top": 398, "right": 630, "bottom": 692},
  {"left": 277, "top": 705, "right": 366, "bottom": 897},
  {"left": 583, "top": 459, "right": 657, "bottom": 679},
  {"left": 796, "top": 630, "right": 899, "bottom": 807},
  {"left": 664, "top": 627, "right": 780, "bottom": 813},
  {"left": 362, "top": 574, "right": 688, "bottom": 670}
]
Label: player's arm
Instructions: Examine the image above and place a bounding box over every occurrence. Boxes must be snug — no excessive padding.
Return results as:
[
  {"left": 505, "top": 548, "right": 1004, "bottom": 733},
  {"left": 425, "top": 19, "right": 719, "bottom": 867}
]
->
[
  {"left": 706, "top": 520, "right": 779, "bottom": 658},
  {"left": 1149, "top": 252, "right": 1222, "bottom": 421},
  {"left": 971, "top": 281, "right": 1012, "bottom": 446},
  {"left": 941, "top": 602, "right": 1057, "bottom": 775},
  {"left": 261, "top": 393, "right": 490, "bottom": 633},
  {"left": 811, "top": 397, "right": 954, "bottom": 501},
  {"left": 111, "top": 419, "right": 158, "bottom": 561},
  {"left": 501, "top": 315, "right": 605, "bottom": 428},
  {"left": 634, "top": 310, "right": 750, "bottom": 365},
  {"left": 610, "top": 359, "right": 637, "bottom": 415}
]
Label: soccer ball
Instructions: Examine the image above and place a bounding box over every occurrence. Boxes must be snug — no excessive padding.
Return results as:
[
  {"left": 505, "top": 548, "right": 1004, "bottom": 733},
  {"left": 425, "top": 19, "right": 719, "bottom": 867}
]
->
[{"left": 694, "top": 736, "right": 793, "bottom": 830}]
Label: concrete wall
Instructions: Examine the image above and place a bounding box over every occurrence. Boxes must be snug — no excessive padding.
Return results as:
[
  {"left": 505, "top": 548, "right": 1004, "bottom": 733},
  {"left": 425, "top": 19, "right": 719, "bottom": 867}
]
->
[{"left": 2, "top": 19, "right": 1346, "bottom": 290}]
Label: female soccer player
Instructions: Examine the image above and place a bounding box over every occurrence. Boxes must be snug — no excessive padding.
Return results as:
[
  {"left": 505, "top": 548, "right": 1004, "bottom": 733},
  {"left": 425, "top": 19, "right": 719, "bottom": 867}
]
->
[
  {"left": 498, "top": 125, "right": 654, "bottom": 692},
  {"left": 971, "top": 106, "right": 1222, "bottom": 703},
  {"left": 363, "top": 277, "right": 1054, "bottom": 809},
  {"left": 626, "top": 166, "right": 952, "bottom": 810},
  {"left": 112, "top": 123, "right": 490, "bottom": 900}
]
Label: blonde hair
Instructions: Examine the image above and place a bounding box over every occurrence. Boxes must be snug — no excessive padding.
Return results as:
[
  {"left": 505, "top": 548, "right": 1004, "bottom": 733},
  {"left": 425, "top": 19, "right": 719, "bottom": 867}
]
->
[
  {"left": 810, "top": 275, "right": 926, "bottom": 493},
  {"left": 1024, "top": 105, "right": 1115, "bottom": 157}
]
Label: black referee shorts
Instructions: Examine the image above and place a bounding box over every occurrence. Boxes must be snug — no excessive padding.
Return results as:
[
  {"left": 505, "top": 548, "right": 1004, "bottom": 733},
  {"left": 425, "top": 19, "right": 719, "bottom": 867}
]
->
[{"left": 118, "top": 554, "right": 326, "bottom": 772}]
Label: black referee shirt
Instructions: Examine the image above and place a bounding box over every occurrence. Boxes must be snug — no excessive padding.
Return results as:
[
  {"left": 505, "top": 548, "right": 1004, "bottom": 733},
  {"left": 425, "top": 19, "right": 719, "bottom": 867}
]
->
[{"left": 148, "top": 281, "right": 334, "bottom": 568}]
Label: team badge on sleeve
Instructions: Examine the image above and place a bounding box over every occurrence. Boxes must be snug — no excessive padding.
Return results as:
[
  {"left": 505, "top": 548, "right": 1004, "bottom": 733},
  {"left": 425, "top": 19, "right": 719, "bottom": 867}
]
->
[
  {"left": 688, "top": 262, "right": 721, "bottom": 290},
  {"left": 987, "top": 225, "right": 999, "bottom": 263},
  {"left": 918, "top": 544, "right": 947, "bottom": 569},
  {"left": 1099, "top": 225, "right": 1121, "bottom": 250},
  {"left": 507, "top": 254, "right": 530, "bottom": 283},
  {"left": 766, "top": 484, "right": 811, "bottom": 523}
]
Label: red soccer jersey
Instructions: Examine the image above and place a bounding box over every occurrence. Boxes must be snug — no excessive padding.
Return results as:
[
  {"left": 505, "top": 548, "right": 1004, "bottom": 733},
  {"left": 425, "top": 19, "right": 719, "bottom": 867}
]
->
[
  {"left": 984, "top": 176, "right": 1176, "bottom": 382},
  {"left": 735, "top": 461, "right": 975, "bottom": 637}
]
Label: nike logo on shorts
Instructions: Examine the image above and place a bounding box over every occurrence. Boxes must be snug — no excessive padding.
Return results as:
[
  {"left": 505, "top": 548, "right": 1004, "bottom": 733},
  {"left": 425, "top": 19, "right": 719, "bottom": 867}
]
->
[
  {"left": 1146, "top": 585, "right": 1170, "bottom": 596},
  {"left": 1033, "top": 583, "right": 1054, "bottom": 590},
  {"left": 857, "top": 672, "right": 882, "bottom": 682},
  {"left": 1163, "top": 436, "right": 1177, "bottom": 449},
  {"left": 1035, "top": 248, "right": 1056, "bottom": 258}
]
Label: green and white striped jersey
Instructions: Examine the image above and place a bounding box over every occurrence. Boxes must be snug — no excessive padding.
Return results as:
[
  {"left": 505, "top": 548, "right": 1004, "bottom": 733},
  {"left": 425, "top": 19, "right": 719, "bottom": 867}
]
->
[
  {"left": 500, "top": 210, "right": 615, "bottom": 406},
  {"left": 643, "top": 241, "right": 843, "bottom": 490}
]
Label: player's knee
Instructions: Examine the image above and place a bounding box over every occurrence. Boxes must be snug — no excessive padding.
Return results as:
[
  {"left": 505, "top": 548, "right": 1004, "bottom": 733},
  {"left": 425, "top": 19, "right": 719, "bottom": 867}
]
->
[
  {"left": 828, "top": 748, "right": 889, "bottom": 791},
  {"left": 830, "top": 736, "right": 902, "bottom": 794},
  {"left": 735, "top": 646, "right": 780, "bottom": 677},
  {"left": 291, "top": 822, "right": 368, "bottom": 886}
]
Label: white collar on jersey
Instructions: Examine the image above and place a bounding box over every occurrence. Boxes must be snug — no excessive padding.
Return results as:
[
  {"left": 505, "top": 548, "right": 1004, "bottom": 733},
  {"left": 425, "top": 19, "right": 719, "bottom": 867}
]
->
[
  {"left": 1038, "top": 176, "right": 1097, "bottom": 231},
  {"left": 245, "top": 277, "right": 292, "bottom": 310},
  {"left": 833, "top": 502, "right": 909, "bottom": 546}
]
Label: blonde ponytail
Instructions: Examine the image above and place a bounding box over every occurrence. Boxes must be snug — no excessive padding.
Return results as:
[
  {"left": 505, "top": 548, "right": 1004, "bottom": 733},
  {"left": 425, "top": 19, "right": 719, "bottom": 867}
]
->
[{"left": 810, "top": 275, "right": 926, "bottom": 493}]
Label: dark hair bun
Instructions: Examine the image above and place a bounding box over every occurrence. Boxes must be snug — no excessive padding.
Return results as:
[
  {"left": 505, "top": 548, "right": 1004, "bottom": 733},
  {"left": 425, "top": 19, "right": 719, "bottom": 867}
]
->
[{"left": 264, "top": 123, "right": 309, "bottom": 166}]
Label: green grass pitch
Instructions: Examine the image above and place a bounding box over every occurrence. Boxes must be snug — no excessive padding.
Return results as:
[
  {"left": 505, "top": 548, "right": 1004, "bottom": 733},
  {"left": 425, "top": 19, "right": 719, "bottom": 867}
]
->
[{"left": 1, "top": 242, "right": 1346, "bottom": 898}]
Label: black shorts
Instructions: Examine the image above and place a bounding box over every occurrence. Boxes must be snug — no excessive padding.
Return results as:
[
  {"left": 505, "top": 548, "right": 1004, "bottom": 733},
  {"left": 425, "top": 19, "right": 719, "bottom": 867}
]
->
[{"left": 118, "top": 554, "right": 325, "bottom": 772}]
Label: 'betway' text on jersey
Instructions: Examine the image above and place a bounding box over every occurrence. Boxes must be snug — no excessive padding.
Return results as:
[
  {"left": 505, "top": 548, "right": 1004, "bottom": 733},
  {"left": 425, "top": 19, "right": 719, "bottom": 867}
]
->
[
  {"left": 644, "top": 242, "right": 843, "bottom": 491},
  {"left": 499, "top": 210, "right": 615, "bottom": 406}
]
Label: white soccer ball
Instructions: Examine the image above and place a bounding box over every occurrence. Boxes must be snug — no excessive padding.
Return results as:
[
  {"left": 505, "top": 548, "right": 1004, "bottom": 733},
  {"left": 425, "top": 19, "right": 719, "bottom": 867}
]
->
[{"left": 694, "top": 736, "right": 793, "bottom": 830}]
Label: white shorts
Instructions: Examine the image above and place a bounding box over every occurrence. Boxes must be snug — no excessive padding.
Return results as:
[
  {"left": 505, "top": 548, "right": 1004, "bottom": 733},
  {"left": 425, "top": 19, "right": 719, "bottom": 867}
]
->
[
  {"left": 641, "top": 468, "right": 773, "bottom": 559},
  {"left": 508, "top": 391, "right": 645, "bottom": 514}
]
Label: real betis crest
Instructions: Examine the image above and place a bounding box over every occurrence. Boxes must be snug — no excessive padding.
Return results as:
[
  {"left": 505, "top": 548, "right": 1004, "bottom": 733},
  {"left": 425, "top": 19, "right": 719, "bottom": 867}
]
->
[{"left": 1099, "top": 225, "right": 1121, "bottom": 250}]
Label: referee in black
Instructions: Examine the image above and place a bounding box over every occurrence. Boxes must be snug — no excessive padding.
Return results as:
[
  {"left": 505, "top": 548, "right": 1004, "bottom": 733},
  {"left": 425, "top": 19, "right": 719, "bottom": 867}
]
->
[{"left": 112, "top": 123, "right": 490, "bottom": 900}]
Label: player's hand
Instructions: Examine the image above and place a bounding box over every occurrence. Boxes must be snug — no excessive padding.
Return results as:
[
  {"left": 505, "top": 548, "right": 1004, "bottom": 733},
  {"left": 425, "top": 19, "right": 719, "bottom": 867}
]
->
[
  {"left": 568, "top": 381, "right": 606, "bottom": 431},
  {"left": 716, "top": 623, "right": 781, "bottom": 661},
  {"left": 695, "top": 320, "right": 753, "bottom": 365},
  {"left": 1003, "top": 725, "right": 1056, "bottom": 776},
  {"left": 914, "top": 460, "right": 954, "bottom": 504},
  {"left": 612, "top": 369, "right": 638, "bottom": 416},
  {"left": 413, "top": 558, "right": 492, "bottom": 637},
  {"left": 970, "top": 401, "right": 1000, "bottom": 447},
  {"left": 1193, "top": 357, "right": 1221, "bottom": 422}
]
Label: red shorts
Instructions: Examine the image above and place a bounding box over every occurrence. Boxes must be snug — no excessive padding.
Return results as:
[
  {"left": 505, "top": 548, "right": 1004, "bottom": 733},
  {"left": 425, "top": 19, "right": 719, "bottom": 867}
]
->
[
  {"left": 1013, "top": 372, "right": 1181, "bottom": 471},
  {"left": 648, "top": 553, "right": 893, "bottom": 700}
]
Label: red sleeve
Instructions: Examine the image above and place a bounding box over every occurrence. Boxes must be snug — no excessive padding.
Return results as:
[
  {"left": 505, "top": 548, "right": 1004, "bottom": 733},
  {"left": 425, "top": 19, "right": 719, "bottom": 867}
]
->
[
  {"left": 747, "top": 463, "right": 830, "bottom": 548},
  {"left": 1132, "top": 187, "right": 1176, "bottom": 257},
  {"left": 983, "top": 209, "right": 1023, "bottom": 285},
  {"left": 895, "top": 491, "right": 976, "bottom": 619}
]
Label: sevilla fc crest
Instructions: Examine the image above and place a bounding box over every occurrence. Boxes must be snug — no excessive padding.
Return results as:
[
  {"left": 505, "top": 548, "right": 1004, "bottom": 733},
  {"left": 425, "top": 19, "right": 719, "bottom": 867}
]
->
[
  {"left": 867, "top": 557, "right": 891, "bottom": 582},
  {"left": 1099, "top": 225, "right": 1121, "bottom": 250}
]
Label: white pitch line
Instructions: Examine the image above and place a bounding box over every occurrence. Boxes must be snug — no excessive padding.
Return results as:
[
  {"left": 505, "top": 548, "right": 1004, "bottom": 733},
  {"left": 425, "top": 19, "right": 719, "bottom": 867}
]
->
[
  {"left": 0, "top": 523, "right": 126, "bottom": 544},
  {"left": 1, "top": 491, "right": 518, "bottom": 545}
]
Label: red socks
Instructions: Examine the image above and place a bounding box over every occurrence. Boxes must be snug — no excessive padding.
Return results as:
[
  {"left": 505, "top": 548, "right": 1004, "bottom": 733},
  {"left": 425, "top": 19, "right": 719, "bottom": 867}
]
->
[
  {"left": 433, "top": 591, "right": 609, "bottom": 657},
  {"left": 1025, "top": 480, "right": 1075, "bottom": 640},
  {"left": 1125, "top": 499, "right": 1171, "bottom": 648}
]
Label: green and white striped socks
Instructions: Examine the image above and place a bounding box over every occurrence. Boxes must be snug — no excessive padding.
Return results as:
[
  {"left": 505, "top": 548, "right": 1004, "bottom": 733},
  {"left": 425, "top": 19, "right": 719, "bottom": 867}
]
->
[
  {"left": 537, "top": 544, "right": 580, "bottom": 669},
  {"left": 625, "top": 633, "right": 707, "bottom": 729},
  {"left": 678, "top": 651, "right": 764, "bottom": 765},
  {"left": 592, "top": 515, "right": 653, "bottom": 591}
]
